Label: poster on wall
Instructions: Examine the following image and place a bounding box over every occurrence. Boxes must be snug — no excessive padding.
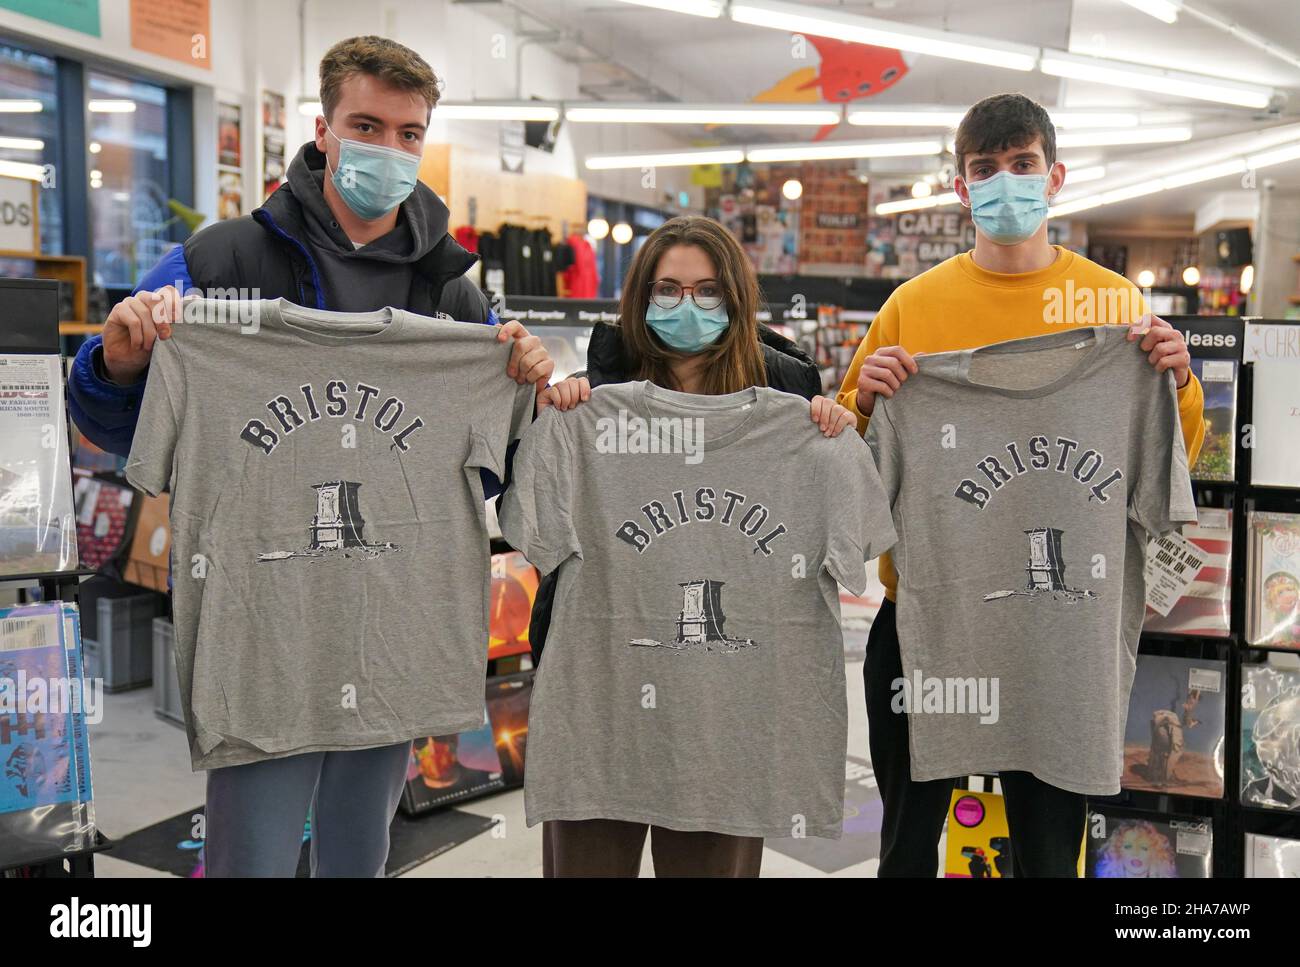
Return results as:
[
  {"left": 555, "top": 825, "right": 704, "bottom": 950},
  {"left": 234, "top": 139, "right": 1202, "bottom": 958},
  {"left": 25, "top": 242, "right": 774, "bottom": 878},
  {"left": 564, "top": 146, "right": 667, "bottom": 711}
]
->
[
  {"left": 0, "top": 0, "right": 99, "bottom": 36},
  {"left": 217, "top": 171, "right": 242, "bottom": 221},
  {"left": 129, "top": 0, "right": 211, "bottom": 69},
  {"left": 709, "top": 164, "right": 800, "bottom": 274},
  {"left": 866, "top": 181, "right": 974, "bottom": 279},
  {"left": 217, "top": 101, "right": 241, "bottom": 168},
  {"left": 261, "top": 90, "right": 286, "bottom": 200}
]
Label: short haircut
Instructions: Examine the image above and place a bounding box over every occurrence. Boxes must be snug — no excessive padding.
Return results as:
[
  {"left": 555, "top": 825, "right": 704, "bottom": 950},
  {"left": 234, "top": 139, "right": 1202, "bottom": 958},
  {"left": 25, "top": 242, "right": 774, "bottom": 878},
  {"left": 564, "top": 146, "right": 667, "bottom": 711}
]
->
[
  {"left": 955, "top": 93, "right": 1056, "bottom": 177},
  {"left": 319, "top": 35, "right": 441, "bottom": 120}
]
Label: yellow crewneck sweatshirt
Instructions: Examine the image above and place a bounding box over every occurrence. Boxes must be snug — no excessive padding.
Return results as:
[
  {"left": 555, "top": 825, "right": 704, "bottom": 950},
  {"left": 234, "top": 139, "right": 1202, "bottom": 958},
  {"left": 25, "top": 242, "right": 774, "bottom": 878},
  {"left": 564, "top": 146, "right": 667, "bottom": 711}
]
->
[{"left": 836, "top": 245, "right": 1207, "bottom": 602}]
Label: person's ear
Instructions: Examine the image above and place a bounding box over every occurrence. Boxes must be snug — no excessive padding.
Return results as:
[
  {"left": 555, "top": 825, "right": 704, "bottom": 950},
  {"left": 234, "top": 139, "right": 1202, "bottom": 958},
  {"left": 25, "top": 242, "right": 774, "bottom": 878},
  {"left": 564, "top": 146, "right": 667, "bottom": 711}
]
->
[
  {"left": 314, "top": 115, "right": 330, "bottom": 157},
  {"left": 1047, "top": 160, "right": 1066, "bottom": 199},
  {"left": 953, "top": 174, "right": 971, "bottom": 208}
]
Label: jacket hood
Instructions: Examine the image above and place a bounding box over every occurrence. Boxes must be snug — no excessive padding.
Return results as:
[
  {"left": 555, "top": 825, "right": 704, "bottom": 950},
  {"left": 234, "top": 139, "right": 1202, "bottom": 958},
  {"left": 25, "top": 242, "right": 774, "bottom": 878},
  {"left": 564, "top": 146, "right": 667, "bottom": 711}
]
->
[
  {"left": 260, "top": 141, "right": 460, "bottom": 268},
  {"left": 584, "top": 320, "right": 819, "bottom": 390}
]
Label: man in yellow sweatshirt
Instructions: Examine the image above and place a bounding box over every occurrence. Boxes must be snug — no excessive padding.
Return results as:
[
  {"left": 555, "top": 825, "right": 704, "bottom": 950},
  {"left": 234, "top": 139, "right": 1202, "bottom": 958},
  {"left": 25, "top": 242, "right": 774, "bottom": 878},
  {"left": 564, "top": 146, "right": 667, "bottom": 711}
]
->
[{"left": 837, "top": 93, "right": 1206, "bottom": 878}]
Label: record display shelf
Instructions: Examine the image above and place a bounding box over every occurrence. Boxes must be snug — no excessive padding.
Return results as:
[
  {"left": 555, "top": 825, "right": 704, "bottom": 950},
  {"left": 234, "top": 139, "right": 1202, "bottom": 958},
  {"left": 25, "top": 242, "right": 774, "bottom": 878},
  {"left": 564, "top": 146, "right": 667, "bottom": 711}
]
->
[{"left": 0, "top": 278, "right": 110, "bottom": 877}]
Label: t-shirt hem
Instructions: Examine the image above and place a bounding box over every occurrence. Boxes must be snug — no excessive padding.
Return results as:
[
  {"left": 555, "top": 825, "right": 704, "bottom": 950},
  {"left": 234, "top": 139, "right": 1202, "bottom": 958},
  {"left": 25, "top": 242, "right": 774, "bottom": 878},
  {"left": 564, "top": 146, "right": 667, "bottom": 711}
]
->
[
  {"left": 122, "top": 463, "right": 163, "bottom": 499},
  {"left": 908, "top": 759, "right": 1120, "bottom": 797},
  {"left": 524, "top": 804, "right": 843, "bottom": 840},
  {"left": 190, "top": 712, "right": 484, "bottom": 770}
]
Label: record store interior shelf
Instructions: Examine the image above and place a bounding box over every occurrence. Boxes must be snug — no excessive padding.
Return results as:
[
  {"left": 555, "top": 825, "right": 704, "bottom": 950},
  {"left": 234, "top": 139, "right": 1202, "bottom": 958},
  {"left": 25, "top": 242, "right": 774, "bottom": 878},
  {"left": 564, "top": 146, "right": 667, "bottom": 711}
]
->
[
  {"left": 1104, "top": 319, "right": 1300, "bottom": 877},
  {"left": 0, "top": 279, "right": 110, "bottom": 878}
]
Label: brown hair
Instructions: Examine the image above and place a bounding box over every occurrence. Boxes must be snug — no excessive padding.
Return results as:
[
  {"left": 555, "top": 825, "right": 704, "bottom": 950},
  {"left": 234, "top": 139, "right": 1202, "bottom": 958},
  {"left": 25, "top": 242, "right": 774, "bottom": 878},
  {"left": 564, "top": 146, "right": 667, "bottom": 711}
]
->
[
  {"left": 619, "top": 215, "right": 767, "bottom": 395},
  {"left": 954, "top": 93, "right": 1056, "bottom": 177},
  {"left": 319, "top": 36, "right": 441, "bottom": 120}
]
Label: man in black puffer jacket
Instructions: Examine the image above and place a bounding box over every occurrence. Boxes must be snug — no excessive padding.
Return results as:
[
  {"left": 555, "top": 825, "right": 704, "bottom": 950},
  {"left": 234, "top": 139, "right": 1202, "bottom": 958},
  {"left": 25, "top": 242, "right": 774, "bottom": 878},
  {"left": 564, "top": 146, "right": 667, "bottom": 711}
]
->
[
  {"left": 67, "top": 36, "right": 553, "bottom": 879},
  {"left": 525, "top": 319, "right": 823, "bottom": 666}
]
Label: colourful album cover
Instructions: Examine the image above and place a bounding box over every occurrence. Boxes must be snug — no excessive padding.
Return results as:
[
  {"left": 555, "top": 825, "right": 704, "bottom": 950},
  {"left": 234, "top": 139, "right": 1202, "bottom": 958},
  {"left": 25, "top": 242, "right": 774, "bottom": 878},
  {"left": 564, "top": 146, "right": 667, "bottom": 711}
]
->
[
  {"left": 488, "top": 551, "right": 538, "bottom": 660},
  {"left": 0, "top": 602, "right": 96, "bottom": 864},
  {"left": 1143, "top": 509, "right": 1231, "bottom": 637},
  {"left": 0, "top": 355, "right": 77, "bottom": 576},
  {"left": 1245, "top": 833, "right": 1300, "bottom": 877},
  {"left": 402, "top": 715, "right": 505, "bottom": 816},
  {"left": 486, "top": 671, "right": 533, "bottom": 787},
  {"left": 1189, "top": 356, "right": 1237, "bottom": 482},
  {"left": 1085, "top": 807, "right": 1212, "bottom": 878},
  {"left": 1121, "top": 654, "right": 1226, "bottom": 798},
  {"left": 1240, "top": 661, "right": 1300, "bottom": 811},
  {"left": 73, "top": 475, "right": 135, "bottom": 572},
  {"left": 1247, "top": 512, "right": 1300, "bottom": 648}
]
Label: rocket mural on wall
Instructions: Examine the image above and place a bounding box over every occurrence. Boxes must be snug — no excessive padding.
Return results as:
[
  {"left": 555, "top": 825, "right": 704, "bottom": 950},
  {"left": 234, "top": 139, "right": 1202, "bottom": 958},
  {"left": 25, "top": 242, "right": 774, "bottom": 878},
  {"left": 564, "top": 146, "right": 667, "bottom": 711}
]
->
[{"left": 752, "top": 36, "right": 912, "bottom": 141}]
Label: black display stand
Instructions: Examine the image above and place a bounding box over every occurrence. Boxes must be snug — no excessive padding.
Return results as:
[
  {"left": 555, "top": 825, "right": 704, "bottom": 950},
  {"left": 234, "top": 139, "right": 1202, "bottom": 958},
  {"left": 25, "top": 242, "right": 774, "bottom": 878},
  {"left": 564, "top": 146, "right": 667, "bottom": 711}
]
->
[
  {"left": 1122, "top": 317, "right": 1300, "bottom": 876},
  {"left": 0, "top": 278, "right": 111, "bottom": 878}
]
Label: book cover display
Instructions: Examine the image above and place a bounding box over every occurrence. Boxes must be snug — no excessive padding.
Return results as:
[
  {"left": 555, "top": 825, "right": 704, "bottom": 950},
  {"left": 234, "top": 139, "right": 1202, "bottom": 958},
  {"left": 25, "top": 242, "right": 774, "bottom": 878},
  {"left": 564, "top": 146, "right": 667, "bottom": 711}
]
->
[
  {"left": 0, "top": 354, "right": 78, "bottom": 576},
  {"left": 1121, "top": 654, "right": 1226, "bottom": 798},
  {"left": 0, "top": 602, "right": 96, "bottom": 867},
  {"left": 1085, "top": 807, "right": 1212, "bottom": 878},
  {"left": 1240, "top": 660, "right": 1300, "bottom": 811},
  {"left": 1246, "top": 512, "right": 1300, "bottom": 649}
]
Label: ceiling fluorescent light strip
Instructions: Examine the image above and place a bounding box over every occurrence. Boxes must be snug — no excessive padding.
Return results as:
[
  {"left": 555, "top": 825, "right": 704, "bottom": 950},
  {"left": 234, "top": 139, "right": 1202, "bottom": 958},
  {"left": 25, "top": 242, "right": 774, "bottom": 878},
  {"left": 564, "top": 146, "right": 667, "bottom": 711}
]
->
[
  {"left": 1055, "top": 126, "right": 1192, "bottom": 148},
  {"left": 1039, "top": 50, "right": 1273, "bottom": 109},
  {"left": 875, "top": 192, "right": 960, "bottom": 215},
  {"left": 609, "top": 0, "right": 724, "bottom": 17},
  {"left": 1048, "top": 140, "right": 1300, "bottom": 215},
  {"left": 436, "top": 103, "right": 560, "bottom": 121},
  {"left": 584, "top": 148, "right": 746, "bottom": 170},
  {"left": 846, "top": 107, "right": 1141, "bottom": 129},
  {"left": 745, "top": 139, "right": 942, "bottom": 163},
  {"left": 0, "top": 159, "right": 46, "bottom": 181},
  {"left": 1119, "top": 0, "right": 1181, "bottom": 24},
  {"left": 729, "top": 0, "right": 1039, "bottom": 71},
  {"left": 564, "top": 104, "right": 841, "bottom": 125}
]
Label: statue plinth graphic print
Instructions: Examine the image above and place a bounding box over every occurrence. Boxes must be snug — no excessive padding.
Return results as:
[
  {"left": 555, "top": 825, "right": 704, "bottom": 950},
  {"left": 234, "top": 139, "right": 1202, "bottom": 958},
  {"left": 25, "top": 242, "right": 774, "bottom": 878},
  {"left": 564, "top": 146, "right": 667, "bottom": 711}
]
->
[
  {"left": 257, "top": 480, "right": 400, "bottom": 563},
  {"left": 983, "top": 527, "right": 1096, "bottom": 603},
  {"left": 630, "top": 579, "right": 757, "bottom": 655}
]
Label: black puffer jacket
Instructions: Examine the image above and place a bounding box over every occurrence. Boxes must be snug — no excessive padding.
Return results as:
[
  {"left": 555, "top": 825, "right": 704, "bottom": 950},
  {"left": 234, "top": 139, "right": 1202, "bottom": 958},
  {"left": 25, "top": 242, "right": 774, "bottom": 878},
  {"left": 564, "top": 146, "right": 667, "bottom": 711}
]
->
[{"left": 525, "top": 320, "right": 824, "bottom": 666}]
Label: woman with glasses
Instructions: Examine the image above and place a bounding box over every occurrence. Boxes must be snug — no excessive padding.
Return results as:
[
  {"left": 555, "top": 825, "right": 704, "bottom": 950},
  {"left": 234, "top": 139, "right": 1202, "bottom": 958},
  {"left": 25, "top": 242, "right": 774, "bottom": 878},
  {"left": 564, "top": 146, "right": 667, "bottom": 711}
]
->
[{"left": 525, "top": 214, "right": 856, "bottom": 877}]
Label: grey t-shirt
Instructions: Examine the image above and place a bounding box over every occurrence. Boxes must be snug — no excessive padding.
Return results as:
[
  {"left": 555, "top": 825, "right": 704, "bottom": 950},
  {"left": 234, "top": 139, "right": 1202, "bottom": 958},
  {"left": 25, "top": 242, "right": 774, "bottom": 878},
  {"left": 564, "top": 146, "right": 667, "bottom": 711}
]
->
[
  {"left": 499, "top": 381, "right": 897, "bottom": 838},
  {"left": 866, "top": 325, "right": 1197, "bottom": 795},
  {"left": 125, "top": 298, "right": 534, "bottom": 770}
]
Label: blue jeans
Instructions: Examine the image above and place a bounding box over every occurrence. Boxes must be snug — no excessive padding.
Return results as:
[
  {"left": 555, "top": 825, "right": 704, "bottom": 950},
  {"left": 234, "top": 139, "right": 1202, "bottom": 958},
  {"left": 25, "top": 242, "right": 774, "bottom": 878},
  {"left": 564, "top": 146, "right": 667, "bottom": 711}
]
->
[{"left": 203, "top": 742, "right": 412, "bottom": 877}]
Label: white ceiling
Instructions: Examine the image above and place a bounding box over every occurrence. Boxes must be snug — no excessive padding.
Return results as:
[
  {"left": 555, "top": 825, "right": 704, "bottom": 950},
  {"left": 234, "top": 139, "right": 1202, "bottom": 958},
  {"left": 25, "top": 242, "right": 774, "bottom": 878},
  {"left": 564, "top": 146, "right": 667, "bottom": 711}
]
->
[{"left": 465, "top": 0, "right": 1300, "bottom": 227}]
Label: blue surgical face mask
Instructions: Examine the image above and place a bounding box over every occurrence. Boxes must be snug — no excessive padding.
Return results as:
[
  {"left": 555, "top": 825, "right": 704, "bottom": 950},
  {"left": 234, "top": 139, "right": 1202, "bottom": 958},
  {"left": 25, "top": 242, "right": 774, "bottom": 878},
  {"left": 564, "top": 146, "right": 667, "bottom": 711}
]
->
[
  {"left": 324, "top": 122, "right": 422, "bottom": 221},
  {"left": 645, "top": 299, "right": 730, "bottom": 353},
  {"left": 965, "top": 170, "right": 1050, "bottom": 246}
]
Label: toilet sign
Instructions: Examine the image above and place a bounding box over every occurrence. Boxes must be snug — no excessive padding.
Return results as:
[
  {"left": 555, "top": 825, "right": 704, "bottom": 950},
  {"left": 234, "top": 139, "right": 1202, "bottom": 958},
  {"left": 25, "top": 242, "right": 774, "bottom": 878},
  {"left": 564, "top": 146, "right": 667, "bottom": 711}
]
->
[{"left": 0, "top": 176, "right": 38, "bottom": 255}]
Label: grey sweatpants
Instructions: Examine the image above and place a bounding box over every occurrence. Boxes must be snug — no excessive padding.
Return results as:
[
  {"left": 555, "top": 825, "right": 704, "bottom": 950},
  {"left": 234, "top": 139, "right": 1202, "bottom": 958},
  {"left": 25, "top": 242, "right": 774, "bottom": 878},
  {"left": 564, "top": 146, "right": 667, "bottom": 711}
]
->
[{"left": 203, "top": 741, "right": 412, "bottom": 878}]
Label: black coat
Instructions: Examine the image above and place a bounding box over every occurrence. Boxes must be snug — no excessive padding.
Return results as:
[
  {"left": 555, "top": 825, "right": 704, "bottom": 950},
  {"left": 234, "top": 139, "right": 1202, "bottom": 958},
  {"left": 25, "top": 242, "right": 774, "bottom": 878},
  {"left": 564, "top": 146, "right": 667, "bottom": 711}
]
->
[
  {"left": 525, "top": 320, "right": 824, "bottom": 666},
  {"left": 186, "top": 141, "right": 489, "bottom": 320}
]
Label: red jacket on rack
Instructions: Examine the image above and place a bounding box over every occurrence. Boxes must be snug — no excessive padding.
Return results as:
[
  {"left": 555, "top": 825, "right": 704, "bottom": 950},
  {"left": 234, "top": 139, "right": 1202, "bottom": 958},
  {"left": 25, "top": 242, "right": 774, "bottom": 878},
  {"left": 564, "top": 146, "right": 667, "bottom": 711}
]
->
[{"left": 562, "top": 234, "right": 599, "bottom": 299}]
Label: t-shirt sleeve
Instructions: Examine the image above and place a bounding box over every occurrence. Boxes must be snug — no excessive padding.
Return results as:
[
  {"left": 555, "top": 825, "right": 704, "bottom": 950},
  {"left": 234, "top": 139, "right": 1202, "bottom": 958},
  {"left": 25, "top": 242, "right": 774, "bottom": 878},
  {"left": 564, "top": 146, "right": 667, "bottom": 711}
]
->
[
  {"left": 820, "top": 428, "right": 899, "bottom": 596},
  {"left": 1129, "top": 369, "right": 1198, "bottom": 537},
  {"left": 498, "top": 408, "right": 580, "bottom": 576},
  {"left": 863, "top": 399, "right": 902, "bottom": 507},
  {"left": 123, "top": 337, "right": 185, "bottom": 497},
  {"left": 467, "top": 345, "right": 538, "bottom": 481}
]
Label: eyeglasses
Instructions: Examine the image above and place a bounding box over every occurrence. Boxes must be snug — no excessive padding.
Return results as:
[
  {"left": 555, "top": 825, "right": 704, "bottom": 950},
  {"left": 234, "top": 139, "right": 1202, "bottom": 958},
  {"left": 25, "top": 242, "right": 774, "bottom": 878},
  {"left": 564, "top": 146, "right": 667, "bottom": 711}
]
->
[{"left": 649, "top": 278, "right": 725, "bottom": 311}]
